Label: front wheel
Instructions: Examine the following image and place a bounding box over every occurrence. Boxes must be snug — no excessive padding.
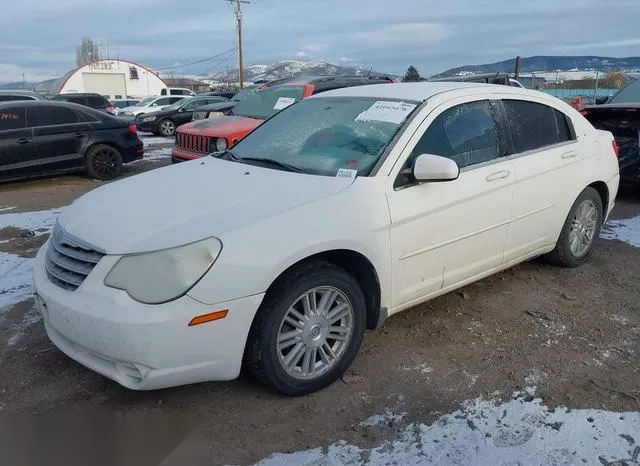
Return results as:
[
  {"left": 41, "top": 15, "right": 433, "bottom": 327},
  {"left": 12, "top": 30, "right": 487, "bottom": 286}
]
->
[
  {"left": 85, "top": 144, "right": 123, "bottom": 181},
  {"left": 246, "top": 261, "right": 366, "bottom": 396},
  {"left": 546, "top": 187, "right": 603, "bottom": 267},
  {"left": 158, "top": 119, "right": 176, "bottom": 137}
]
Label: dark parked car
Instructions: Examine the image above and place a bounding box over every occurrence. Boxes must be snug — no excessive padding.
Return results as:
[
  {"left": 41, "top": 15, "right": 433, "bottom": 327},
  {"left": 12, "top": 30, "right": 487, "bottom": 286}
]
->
[
  {"left": 191, "top": 86, "right": 260, "bottom": 121},
  {"left": 51, "top": 93, "right": 116, "bottom": 115},
  {"left": 135, "top": 96, "right": 230, "bottom": 136},
  {"left": 582, "top": 103, "right": 640, "bottom": 185},
  {"left": 0, "top": 90, "right": 49, "bottom": 102},
  {"left": 0, "top": 100, "right": 143, "bottom": 183}
]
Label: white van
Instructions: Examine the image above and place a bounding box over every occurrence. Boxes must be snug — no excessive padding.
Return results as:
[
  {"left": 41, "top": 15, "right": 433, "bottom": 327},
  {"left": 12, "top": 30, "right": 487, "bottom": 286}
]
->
[{"left": 160, "top": 87, "right": 196, "bottom": 97}]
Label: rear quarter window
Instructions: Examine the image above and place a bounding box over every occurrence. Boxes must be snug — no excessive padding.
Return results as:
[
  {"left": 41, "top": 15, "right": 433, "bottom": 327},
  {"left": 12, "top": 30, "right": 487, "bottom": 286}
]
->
[
  {"left": 503, "top": 100, "right": 575, "bottom": 154},
  {"left": 0, "top": 107, "right": 26, "bottom": 131}
]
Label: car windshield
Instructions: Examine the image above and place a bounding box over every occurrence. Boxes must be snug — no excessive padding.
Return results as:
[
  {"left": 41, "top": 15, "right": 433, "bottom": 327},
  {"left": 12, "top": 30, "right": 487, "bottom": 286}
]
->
[
  {"left": 136, "top": 97, "right": 156, "bottom": 106},
  {"left": 232, "top": 86, "right": 258, "bottom": 101},
  {"left": 228, "top": 97, "right": 418, "bottom": 176},
  {"left": 232, "top": 86, "right": 305, "bottom": 119}
]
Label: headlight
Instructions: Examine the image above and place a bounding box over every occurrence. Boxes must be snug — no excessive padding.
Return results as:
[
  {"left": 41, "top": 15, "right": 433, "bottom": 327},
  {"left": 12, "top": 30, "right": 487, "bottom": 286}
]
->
[
  {"left": 193, "top": 112, "right": 206, "bottom": 120},
  {"left": 209, "top": 111, "right": 224, "bottom": 117},
  {"left": 104, "top": 237, "right": 222, "bottom": 304},
  {"left": 215, "top": 137, "right": 228, "bottom": 152},
  {"left": 142, "top": 116, "right": 157, "bottom": 122}
]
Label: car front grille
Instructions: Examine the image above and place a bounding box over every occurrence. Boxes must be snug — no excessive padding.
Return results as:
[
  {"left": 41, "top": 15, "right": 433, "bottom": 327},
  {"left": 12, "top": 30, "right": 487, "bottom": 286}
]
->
[
  {"left": 45, "top": 222, "right": 105, "bottom": 291},
  {"left": 176, "top": 132, "right": 211, "bottom": 154}
]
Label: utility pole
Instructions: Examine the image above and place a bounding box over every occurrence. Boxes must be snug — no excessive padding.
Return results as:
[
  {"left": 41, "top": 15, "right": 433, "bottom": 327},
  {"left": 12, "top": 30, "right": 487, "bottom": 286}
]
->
[{"left": 226, "top": 0, "right": 250, "bottom": 89}]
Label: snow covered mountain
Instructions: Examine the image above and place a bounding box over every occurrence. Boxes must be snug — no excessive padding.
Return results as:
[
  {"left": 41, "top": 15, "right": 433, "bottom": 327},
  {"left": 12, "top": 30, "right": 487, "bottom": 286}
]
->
[{"left": 206, "top": 60, "right": 385, "bottom": 82}]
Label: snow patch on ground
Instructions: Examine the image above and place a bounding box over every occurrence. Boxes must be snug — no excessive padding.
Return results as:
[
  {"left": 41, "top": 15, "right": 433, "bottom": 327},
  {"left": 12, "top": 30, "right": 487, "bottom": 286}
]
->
[
  {"left": 601, "top": 215, "right": 640, "bottom": 248},
  {"left": 140, "top": 135, "right": 174, "bottom": 147},
  {"left": 360, "top": 410, "right": 407, "bottom": 428},
  {"left": 0, "top": 208, "right": 62, "bottom": 310},
  {"left": 6, "top": 305, "right": 42, "bottom": 346},
  {"left": 403, "top": 363, "right": 434, "bottom": 374},
  {"left": 133, "top": 147, "right": 172, "bottom": 162},
  {"left": 256, "top": 393, "right": 640, "bottom": 466},
  {"left": 0, "top": 208, "right": 63, "bottom": 234}
]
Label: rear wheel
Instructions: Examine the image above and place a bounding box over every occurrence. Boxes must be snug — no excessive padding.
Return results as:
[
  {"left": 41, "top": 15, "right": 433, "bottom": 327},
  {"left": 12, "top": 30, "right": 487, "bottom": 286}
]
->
[
  {"left": 158, "top": 119, "right": 176, "bottom": 137},
  {"left": 246, "top": 261, "right": 366, "bottom": 396},
  {"left": 85, "top": 144, "right": 123, "bottom": 181},
  {"left": 545, "top": 187, "right": 603, "bottom": 267}
]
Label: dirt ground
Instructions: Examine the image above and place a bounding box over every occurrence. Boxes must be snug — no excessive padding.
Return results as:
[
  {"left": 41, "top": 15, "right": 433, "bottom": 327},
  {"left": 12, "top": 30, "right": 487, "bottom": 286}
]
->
[{"left": 0, "top": 147, "right": 639, "bottom": 465}]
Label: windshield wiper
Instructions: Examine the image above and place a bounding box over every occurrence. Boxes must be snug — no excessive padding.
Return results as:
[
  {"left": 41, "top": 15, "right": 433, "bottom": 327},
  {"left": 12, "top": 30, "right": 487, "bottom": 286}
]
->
[{"left": 238, "top": 157, "right": 303, "bottom": 172}]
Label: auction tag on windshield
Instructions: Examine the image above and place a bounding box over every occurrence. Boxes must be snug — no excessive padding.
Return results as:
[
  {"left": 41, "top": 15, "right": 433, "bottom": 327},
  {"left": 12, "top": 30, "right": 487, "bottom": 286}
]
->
[
  {"left": 355, "top": 101, "right": 417, "bottom": 124},
  {"left": 273, "top": 97, "right": 296, "bottom": 110},
  {"left": 336, "top": 168, "right": 357, "bottom": 179}
]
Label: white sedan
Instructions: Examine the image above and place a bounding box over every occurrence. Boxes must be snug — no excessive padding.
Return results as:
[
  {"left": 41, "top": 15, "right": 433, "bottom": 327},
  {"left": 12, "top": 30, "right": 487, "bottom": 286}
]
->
[
  {"left": 33, "top": 82, "right": 619, "bottom": 395},
  {"left": 117, "top": 95, "right": 186, "bottom": 117}
]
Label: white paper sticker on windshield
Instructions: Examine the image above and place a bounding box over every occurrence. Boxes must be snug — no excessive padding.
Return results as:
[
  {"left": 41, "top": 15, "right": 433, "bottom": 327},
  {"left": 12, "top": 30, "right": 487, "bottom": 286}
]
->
[
  {"left": 273, "top": 97, "right": 296, "bottom": 110},
  {"left": 336, "top": 169, "right": 357, "bottom": 179},
  {"left": 355, "top": 101, "right": 417, "bottom": 124}
]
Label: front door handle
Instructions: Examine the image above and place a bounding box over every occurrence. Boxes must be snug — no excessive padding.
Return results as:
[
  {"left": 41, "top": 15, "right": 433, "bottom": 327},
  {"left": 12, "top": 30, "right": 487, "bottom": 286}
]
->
[
  {"left": 485, "top": 170, "right": 510, "bottom": 182},
  {"left": 561, "top": 150, "right": 578, "bottom": 159},
  {"left": 16, "top": 138, "right": 30, "bottom": 144},
  {"left": 73, "top": 132, "right": 86, "bottom": 138}
]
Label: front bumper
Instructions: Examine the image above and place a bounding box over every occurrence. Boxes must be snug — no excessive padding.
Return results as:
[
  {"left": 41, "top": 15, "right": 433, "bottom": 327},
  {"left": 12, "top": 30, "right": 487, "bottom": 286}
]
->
[
  {"left": 135, "top": 120, "right": 158, "bottom": 133},
  {"left": 171, "top": 147, "right": 206, "bottom": 162},
  {"left": 33, "top": 243, "right": 264, "bottom": 390}
]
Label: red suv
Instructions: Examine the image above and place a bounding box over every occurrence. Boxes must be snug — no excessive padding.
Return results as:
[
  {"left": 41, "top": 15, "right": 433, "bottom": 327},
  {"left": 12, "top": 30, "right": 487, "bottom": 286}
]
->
[{"left": 171, "top": 75, "right": 394, "bottom": 163}]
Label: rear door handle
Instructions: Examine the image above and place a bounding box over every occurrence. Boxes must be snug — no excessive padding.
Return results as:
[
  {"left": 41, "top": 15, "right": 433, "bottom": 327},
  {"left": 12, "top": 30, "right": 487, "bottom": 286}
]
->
[
  {"left": 485, "top": 170, "right": 510, "bottom": 182},
  {"left": 561, "top": 150, "right": 578, "bottom": 159},
  {"left": 73, "top": 132, "right": 86, "bottom": 138},
  {"left": 16, "top": 138, "right": 30, "bottom": 144}
]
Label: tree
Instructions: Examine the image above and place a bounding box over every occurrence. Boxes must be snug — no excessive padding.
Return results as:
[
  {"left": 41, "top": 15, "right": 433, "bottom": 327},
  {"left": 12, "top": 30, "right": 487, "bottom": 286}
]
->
[
  {"left": 76, "top": 37, "right": 100, "bottom": 66},
  {"left": 403, "top": 65, "right": 421, "bottom": 82}
]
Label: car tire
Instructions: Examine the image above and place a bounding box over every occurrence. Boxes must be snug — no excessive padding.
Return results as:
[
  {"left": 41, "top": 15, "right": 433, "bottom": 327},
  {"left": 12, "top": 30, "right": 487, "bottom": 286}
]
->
[
  {"left": 545, "top": 187, "right": 603, "bottom": 268},
  {"left": 246, "top": 261, "right": 367, "bottom": 396},
  {"left": 158, "top": 119, "right": 176, "bottom": 137},
  {"left": 85, "top": 144, "right": 124, "bottom": 181}
]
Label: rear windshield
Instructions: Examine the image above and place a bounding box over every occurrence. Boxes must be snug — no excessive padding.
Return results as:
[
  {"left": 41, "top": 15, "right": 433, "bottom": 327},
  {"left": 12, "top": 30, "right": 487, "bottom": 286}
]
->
[
  {"left": 232, "top": 86, "right": 305, "bottom": 120},
  {"left": 608, "top": 81, "right": 640, "bottom": 104}
]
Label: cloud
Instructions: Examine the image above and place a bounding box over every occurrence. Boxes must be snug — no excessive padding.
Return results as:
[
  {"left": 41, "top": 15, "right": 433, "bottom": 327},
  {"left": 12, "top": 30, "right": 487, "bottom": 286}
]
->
[
  {"left": 1, "top": 0, "right": 639, "bottom": 83},
  {"left": 0, "top": 63, "right": 61, "bottom": 84},
  {"left": 353, "top": 22, "right": 452, "bottom": 47},
  {"left": 554, "top": 38, "right": 640, "bottom": 52}
]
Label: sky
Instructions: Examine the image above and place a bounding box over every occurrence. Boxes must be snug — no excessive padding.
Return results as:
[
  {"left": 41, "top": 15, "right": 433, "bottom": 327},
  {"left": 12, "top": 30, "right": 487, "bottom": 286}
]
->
[{"left": 1, "top": 0, "right": 640, "bottom": 83}]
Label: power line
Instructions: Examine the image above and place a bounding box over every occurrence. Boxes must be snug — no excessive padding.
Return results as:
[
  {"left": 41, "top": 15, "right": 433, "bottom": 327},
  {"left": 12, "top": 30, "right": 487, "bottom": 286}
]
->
[
  {"left": 203, "top": 49, "right": 238, "bottom": 76},
  {"left": 154, "top": 48, "right": 237, "bottom": 71}
]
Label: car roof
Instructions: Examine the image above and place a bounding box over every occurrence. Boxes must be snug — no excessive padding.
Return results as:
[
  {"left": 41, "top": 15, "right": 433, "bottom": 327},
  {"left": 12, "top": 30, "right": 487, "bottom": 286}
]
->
[
  {"left": 0, "top": 90, "right": 48, "bottom": 99},
  {"left": 0, "top": 99, "right": 106, "bottom": 114},
  {"left": 52, "top": 93, "right": 107, "bottom": 99},
  {"left": 308, "top": 81, "right": 533, "bottom": 102},
  {"left": 267, "top": 75, "right": 392, "bottom": 87}
]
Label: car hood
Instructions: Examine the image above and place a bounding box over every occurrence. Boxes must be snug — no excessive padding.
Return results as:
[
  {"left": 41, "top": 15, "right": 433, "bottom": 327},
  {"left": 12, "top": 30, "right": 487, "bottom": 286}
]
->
[
  {"left": 59, "top": 157, "right": 355, "bottom": 255},
  {"left": 177, "top": 116, "right": 263, "bottom": 139}
]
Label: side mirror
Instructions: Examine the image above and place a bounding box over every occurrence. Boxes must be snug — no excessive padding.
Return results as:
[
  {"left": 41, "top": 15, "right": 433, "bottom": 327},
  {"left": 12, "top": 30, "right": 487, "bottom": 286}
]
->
[
  {"left": 413, "top": 154, "right": 459, "bottom": 181},
  {"left": 151, "top": 103, "right": 158, "bottom": 107},
  {"left": 595, "top": 97, "right": 608, "bottom": 105}
]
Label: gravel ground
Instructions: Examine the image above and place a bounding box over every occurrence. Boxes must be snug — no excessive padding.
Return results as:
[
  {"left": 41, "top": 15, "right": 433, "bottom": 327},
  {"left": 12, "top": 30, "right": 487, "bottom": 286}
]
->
[{"left": 0, "top": 139, "right": 638, "bottom": 465}]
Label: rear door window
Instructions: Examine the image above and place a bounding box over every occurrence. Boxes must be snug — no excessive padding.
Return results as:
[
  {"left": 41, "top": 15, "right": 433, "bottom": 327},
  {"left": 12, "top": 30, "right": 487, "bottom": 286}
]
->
[
  {"left": 502, "top": 100, "right": 574, "bottom": 155},
  {"left": 28, "top": 106, "right": 80, "bottom": 127},
  {"left": 0, "top": 106, "right": 27, "bottom": 131},
  {"left": 87, "top": 96, "right": 107, "bottom": 108}
]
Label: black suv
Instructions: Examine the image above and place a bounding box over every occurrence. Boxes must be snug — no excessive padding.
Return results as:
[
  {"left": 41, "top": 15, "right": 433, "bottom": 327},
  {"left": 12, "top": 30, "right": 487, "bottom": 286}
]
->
[
  {"left": 135, "top": 95, "right": 229, "bottom": 136},
  {"left": 0, "top": 100, "right": 143, "bottom": 182},
  {"left": 51, "top": 93, "right": 116, "bottom": 115},
  {"left": 0, "top": 90, "right": 49, "bottom": 102}
]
